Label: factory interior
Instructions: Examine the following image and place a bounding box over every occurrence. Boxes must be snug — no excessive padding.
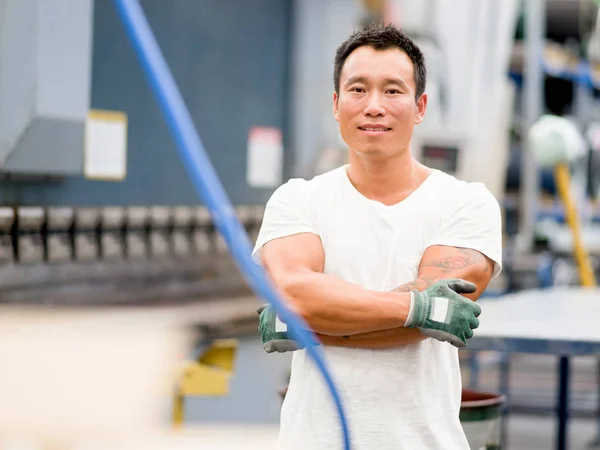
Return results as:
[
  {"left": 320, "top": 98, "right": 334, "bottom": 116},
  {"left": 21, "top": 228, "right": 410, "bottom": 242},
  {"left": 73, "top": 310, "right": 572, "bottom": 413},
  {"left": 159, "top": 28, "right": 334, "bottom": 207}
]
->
[{"left": 1, "top": 0, "right": 600, "bottom": 449}]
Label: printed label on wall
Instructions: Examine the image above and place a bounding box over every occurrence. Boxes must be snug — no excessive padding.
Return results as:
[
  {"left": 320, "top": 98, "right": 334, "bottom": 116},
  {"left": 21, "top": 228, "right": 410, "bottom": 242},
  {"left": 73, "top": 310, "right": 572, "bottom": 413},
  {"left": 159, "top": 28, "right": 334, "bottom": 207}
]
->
[
  {"left": 84, "top": 109, "right": 128, "bottom": 181},
  {"left": 246, "top": 127, "right": 283, "bottom": 188}
]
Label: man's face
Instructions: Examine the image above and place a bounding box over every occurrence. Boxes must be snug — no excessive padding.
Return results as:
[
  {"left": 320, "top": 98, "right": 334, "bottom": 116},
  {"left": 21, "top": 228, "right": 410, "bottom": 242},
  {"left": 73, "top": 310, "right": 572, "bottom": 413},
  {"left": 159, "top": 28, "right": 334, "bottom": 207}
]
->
[{"left": 333, "top": 46, "right": 427, "bottom": 159}]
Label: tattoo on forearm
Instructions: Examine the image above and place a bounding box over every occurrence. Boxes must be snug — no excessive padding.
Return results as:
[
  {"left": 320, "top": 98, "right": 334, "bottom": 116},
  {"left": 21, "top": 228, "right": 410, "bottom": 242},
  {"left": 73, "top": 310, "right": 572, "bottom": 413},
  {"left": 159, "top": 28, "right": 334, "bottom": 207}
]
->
[
  {"left": 393, "top": 276, "right": 437, "bottom": 293},
  {"left": 420, "top": 248, "right": 489, "bottom": 273},
  {"left": 338, "top": 252, "right": 491, "bottom": 344}
]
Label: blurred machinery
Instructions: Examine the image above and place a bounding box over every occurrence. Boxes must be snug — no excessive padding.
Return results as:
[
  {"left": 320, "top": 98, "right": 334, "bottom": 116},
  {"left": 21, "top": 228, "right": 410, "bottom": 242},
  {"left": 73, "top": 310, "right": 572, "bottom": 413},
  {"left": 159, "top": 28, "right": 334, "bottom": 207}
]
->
[
  {"left": 379, "top": 0, "right": 521, "bottom": 203},
  {"left": 0, "top": 1, "right": 286, "bottom": 445},
  {"left": 0, "top": 0, "right": 290, "bottom": 313},
  {"left": 0, "top": 6, "right": 281, "bottom": 440},
  {"left": 0, "top": 204, "right": 265, "bottom": 308},
  {"left": 529, "top": 114, "right": 597, "bottom": 286},
  {"left": 0, "top": 0, "right": 93, "bottom": 177},
  {"left": 386, "top": 0, "right": 600, "bottom": 291},
  {"left": 173, "top": 339, "right": 239, "bottom": 426},
  {"left": 1, "top": 1, "right": 600, "bottom": 447}
]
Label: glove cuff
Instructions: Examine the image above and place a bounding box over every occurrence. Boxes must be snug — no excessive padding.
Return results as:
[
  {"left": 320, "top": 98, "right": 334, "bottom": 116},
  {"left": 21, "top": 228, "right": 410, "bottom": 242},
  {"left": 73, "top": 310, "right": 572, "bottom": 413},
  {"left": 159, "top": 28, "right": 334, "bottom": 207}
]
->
[
  {"left": 404, "top": 291, "right": 416, "bottom": 327},
  {"left": 406, "top": 290, "right": 430, "bottom": 328}
]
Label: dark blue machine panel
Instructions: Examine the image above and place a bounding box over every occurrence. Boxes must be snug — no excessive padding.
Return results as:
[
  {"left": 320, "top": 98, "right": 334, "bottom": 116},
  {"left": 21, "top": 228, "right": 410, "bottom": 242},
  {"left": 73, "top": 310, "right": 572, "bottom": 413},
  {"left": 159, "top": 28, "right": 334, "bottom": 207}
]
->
[{"left": 0, "top": 0, "right": 292, "bottom": 206}]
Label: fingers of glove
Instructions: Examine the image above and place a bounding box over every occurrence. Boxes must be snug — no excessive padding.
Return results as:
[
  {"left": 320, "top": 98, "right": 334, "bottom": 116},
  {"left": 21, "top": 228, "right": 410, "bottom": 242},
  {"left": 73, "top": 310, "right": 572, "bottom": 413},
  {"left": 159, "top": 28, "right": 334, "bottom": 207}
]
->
[
  {"left": 264, "top": 340, "right": 299, "bottom": 353},
  {"left": 460, "top": 299, "right": 482, "bottom": 317},
  {"left": 419, "top": 328, "right": 465, "bottom": 348},
  {"left": 445, "top": 279, "right": 477, "bottom": 295},
  {"left": 465, "top": 328, "right": 474, "bottom": 340},
  {"left": 263, "top": 341, "right": 277, "bottom": 353},
  {"left": 450, "top": 338, "right": 467, "bottom": 349},
  {"left": 450, "top": 294, "right": 481, "bottom": 317},
  {"left": 442, "top": 333, "right": 466, "bottom": 349},
  {"left": 473, "top": 302, "right": 482, "bottom": 317},
  {"left": 470, "top": 317, "right": 480, "bottom": 329}
]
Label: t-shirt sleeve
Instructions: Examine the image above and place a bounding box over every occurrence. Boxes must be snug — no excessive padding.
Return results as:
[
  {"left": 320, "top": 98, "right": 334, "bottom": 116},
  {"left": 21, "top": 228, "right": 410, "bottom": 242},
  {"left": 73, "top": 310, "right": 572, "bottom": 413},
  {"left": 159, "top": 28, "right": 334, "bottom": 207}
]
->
[
  {"left": 251, "top": 179, "right": 318, "bottom": 265},
  {"left": 426, "top": 182, "right": 503, "bottom": 278}
]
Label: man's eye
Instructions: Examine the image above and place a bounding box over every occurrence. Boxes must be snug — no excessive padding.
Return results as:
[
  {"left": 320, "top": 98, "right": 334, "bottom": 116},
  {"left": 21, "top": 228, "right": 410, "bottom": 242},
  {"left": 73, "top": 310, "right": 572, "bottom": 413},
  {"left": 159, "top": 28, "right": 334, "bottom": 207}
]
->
[
  {"left": 387, "top": 89, "right": 400, "bottom": 94},
  {"left": 351, "top": 87, "right": 365, "bottom": 93}
]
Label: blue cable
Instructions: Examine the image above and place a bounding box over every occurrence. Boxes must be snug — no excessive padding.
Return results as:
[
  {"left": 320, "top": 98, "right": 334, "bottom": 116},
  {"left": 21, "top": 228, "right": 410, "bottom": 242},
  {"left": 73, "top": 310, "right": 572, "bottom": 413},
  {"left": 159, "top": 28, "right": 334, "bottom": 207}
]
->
[{"left": 112, "top": 1, "right": 351, "bottom": 448}]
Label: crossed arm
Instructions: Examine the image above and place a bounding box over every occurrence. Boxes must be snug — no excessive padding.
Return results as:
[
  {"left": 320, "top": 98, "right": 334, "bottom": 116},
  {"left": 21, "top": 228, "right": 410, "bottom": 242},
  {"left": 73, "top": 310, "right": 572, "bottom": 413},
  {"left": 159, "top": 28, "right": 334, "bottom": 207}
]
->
[{"left": 261, "top": 232, "right": 494, "bottom": 350}]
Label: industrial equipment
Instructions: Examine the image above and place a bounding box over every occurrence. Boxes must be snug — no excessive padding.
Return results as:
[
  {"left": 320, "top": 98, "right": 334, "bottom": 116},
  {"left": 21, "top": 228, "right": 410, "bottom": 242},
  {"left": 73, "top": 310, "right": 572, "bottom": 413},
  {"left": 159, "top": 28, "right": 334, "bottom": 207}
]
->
[
  {"left": 472, "top": 287, "right": 600, "bottom": 450},
  {"left": 387, "top": 0, "right": 520, "bottom": 202},
  {"left": 172, "top": 339, "right": 239, "bottom": 426},
  {"left": 0, "top": 0, "right": 94, "bottom": 177}
]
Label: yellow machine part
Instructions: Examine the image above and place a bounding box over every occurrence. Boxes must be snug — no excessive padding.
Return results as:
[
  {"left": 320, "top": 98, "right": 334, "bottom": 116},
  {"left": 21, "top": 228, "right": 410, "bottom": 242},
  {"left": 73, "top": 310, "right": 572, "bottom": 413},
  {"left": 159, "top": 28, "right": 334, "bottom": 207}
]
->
[
  {"left": 554, "top": 163, "right": 597, "bottom": 287},
  {"left": 172, "top": 338, "right": 238, "bottom": 426}
]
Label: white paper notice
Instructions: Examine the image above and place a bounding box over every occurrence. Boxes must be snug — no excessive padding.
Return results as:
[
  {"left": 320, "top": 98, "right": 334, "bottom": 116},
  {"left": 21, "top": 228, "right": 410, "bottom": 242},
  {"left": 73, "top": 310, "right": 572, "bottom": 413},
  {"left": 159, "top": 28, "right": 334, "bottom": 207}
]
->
[
  {"left": 246, "top": 127, "right": 283, "bottom": 188},
  {"left": 84, "top": 110, "right": 128, "bottom": 181}
]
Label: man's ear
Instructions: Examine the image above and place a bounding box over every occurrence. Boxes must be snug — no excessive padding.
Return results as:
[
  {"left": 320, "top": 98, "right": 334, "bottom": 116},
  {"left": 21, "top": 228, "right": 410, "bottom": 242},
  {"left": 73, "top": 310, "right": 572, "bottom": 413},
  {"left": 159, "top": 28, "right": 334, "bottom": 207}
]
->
[
  {"left": 333, "top": 91, "right": 340, "bottom": 122},
  {"left": 414, "top": 92, "right": 428, "bottom": 124}
]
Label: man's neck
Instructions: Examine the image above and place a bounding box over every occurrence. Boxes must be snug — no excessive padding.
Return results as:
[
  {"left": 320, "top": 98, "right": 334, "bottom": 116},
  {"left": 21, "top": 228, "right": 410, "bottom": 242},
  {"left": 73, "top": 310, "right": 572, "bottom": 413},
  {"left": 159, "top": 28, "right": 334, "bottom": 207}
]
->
[{"left": 346, "top": 148, "right": 431, "bottom": 205}]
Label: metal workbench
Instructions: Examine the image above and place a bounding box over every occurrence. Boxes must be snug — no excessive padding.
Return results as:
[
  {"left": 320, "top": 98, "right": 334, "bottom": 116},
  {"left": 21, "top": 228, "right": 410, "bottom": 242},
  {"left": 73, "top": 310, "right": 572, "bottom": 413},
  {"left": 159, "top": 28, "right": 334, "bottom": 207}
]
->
[{"left": 469, "top": 287, "right": 600, "bottom": 450}]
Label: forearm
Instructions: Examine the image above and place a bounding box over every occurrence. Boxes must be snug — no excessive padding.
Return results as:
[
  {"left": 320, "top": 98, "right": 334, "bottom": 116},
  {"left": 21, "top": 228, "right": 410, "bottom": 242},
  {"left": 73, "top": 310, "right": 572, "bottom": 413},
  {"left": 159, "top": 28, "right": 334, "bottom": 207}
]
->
[
  {"left": 316, "top": 277, "right": 436, "bottom": 349},
  {"left": 317, "top": 327, "right": 424, "bottom": 349},
  {"left": 319, "top": 251, "right": 491, "bottom": 350},
  {"left": 281, "top": 270, "right": 410, "bottom": 336}
]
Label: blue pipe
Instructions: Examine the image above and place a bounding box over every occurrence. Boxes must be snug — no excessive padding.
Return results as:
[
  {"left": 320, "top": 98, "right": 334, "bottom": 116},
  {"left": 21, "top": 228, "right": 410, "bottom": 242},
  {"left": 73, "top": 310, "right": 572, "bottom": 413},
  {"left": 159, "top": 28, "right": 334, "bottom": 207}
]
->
[{"left": 112, "top": 1, "right": 351, "bottom": 448}]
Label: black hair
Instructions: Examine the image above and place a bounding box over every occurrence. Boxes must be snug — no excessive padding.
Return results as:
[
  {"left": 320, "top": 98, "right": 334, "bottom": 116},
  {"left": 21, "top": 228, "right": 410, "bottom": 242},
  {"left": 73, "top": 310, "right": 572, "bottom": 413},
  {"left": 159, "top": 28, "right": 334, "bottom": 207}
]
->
[{"left": 334, "top": 23, "right": 427, "bottom": 101}]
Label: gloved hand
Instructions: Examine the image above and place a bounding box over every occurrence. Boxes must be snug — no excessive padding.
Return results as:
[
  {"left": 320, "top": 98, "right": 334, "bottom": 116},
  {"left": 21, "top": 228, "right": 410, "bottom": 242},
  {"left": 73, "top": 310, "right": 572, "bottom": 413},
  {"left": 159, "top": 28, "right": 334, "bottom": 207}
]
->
[
  {"left": 257, "top": 304, "right": 307, "bottom": 353},
  {"left": 404, "top": 279, "right": 481, "bottom": 348}
]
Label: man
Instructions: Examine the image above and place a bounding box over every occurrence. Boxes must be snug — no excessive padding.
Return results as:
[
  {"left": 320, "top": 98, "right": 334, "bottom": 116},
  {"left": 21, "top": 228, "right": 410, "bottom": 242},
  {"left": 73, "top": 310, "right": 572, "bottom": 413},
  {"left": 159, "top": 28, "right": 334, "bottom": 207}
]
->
[{"left": 252, "top": 23, "right": 502, "bottom": 450}]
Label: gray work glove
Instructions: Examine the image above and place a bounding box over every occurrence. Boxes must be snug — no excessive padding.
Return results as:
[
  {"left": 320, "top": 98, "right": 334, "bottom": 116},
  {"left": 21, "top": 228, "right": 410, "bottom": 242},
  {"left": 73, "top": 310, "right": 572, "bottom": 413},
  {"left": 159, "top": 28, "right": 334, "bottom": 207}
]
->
[
  {"left": 404, "top": 279, "right": 481, "bottom": 348},
  {"left": 257, "top": 304, "right": 308, "bottom": 353}
]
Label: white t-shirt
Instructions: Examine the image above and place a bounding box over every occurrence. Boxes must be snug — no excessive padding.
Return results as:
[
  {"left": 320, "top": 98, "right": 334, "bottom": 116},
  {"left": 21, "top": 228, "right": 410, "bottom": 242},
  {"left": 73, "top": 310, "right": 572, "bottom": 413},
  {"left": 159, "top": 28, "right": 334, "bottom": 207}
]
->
[{"left": 252, "top": 165, "right": 503, "bottom": 450}]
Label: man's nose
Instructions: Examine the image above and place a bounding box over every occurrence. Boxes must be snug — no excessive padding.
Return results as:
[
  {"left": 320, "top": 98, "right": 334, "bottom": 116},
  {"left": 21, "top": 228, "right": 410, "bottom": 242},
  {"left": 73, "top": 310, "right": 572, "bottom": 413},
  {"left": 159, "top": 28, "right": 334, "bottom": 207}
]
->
[{"left": 363, "top": 92, "right": 385, "bottom": 116}]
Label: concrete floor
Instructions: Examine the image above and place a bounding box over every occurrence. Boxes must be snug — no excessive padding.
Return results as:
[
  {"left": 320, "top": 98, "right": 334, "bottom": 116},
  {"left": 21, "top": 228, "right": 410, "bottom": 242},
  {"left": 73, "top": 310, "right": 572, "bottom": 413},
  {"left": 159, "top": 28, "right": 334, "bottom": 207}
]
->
[{"left": 505, "top": 414, "right": 598, "bottom": 450}]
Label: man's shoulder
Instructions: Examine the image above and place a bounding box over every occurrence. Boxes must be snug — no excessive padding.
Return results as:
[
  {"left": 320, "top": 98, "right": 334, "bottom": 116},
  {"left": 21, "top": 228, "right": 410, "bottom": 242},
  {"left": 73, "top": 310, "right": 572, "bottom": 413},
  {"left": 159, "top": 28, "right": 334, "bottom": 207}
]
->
[
  {"left": 271, "top": 166, "right": 345, "bottom": 201},
  {"left": 430, "top": 170, "right": 499, "bottom": 206}
]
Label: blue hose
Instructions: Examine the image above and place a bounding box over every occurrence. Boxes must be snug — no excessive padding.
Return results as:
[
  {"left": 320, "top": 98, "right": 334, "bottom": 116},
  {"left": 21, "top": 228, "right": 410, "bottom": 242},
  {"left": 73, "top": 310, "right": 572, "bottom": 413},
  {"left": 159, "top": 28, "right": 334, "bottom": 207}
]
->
[{"left": 112, "top": 1, "right": 351, "bottom": 448}]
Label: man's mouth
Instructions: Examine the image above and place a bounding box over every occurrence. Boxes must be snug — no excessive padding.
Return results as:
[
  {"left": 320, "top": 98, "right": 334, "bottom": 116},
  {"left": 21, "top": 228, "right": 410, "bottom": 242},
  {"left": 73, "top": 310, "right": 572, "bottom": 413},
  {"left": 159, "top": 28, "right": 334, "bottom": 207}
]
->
[{"left": 358, "top": 126, "right": 391, "bottom": 131}]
